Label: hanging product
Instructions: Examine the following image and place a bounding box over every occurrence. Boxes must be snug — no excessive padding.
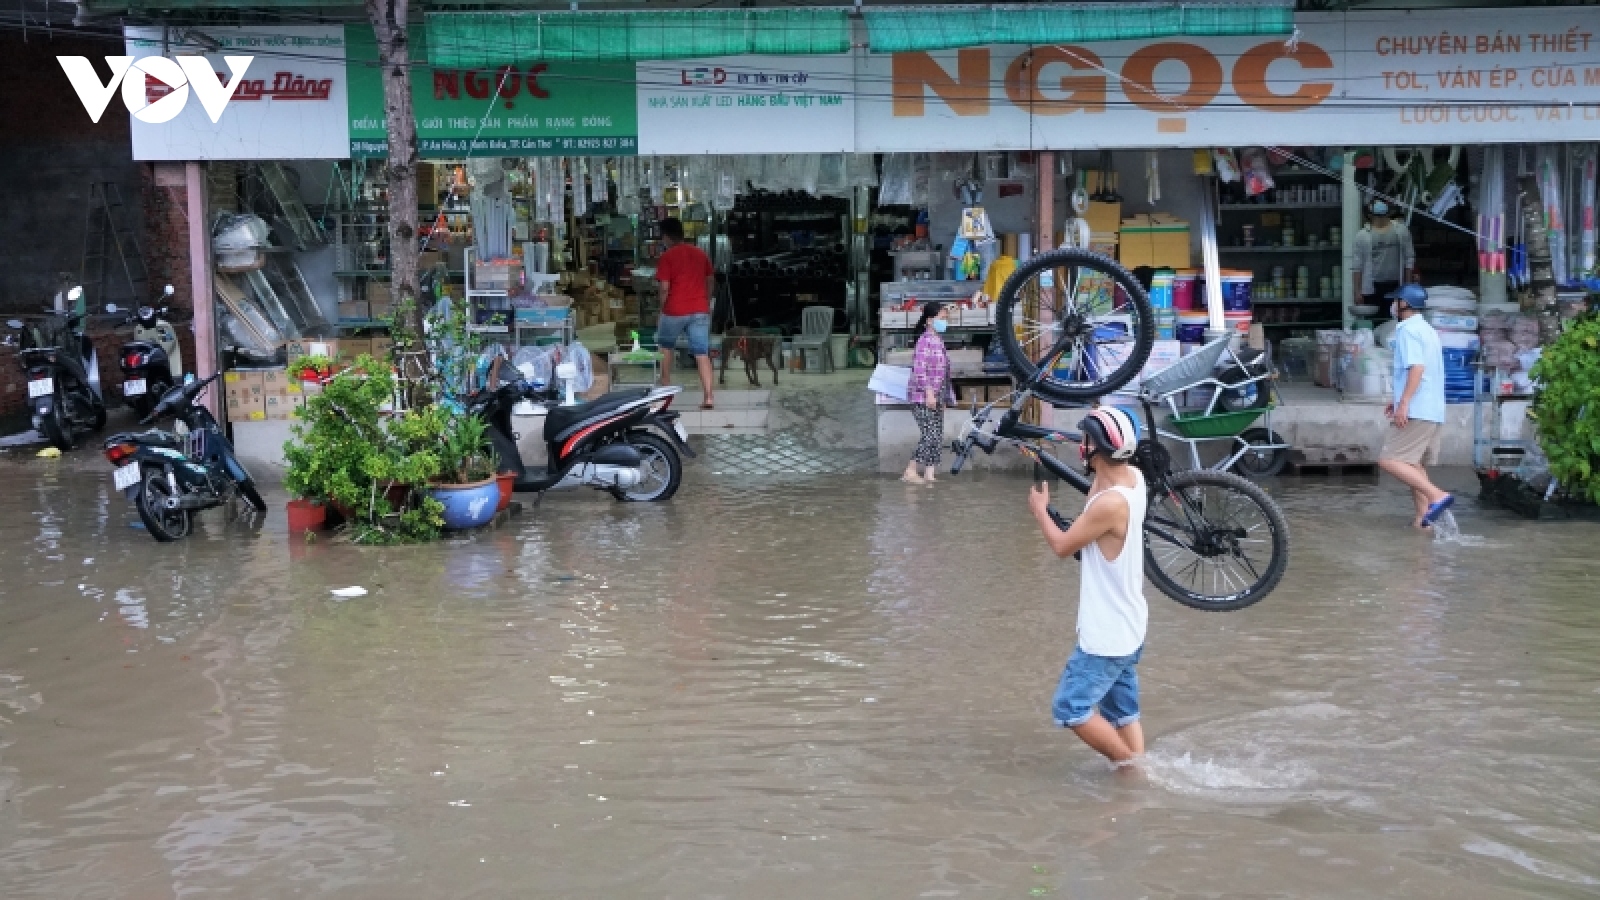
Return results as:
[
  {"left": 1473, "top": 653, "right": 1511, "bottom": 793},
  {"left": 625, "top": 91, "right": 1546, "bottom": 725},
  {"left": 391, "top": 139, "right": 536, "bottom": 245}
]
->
[
  {"left": 592, "top": 158, "right": 609, "bottom": 204},
  {"left": 878, "top": 154, "right": 913, "bottom": 206},
  {"left": 845, "top": 153, "right": 879, "bottom": 188},
  {"left": 911, "top": 153, "right": 932, "bottom": 207},
  {"left": 816, "top": 154, "right": 848, "bottom": 197},
  {"left": 572, "top": 158, "right": 589, "bottom": 218},
  {"left": 1146, "top": 151, "right": 1162, "bottom": 204},
  {"left": 1538, "top": 145, "right": 1568, "bottom": 285},
  {"left": 1579, "top": 147, "right": 1596, "bottom": 275},
  {"left": 712, "top": 156, "right": 737, "bottom": 212}
]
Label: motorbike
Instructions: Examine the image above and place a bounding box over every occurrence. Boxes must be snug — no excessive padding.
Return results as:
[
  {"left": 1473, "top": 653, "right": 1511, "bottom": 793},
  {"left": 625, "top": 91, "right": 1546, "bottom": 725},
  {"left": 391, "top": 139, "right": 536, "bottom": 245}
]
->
[
  {"left": 470, "top": 359, "right": 693, "bottom": 502},
  {"left": 102, "top": 373, "right": 266, "bottom": 542},
  {"left": 118, "top": 285, "right": 184, "bottom": 419},
  {"left": 3, "top": 286, "right": 108, "bottom": 451}
]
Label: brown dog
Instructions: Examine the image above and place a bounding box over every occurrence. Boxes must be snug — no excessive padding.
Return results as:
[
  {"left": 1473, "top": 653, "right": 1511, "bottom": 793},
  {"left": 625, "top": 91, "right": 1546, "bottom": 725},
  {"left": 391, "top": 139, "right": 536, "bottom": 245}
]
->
[{"left": 719, "top": 327, "right": 780, "bottom": 387}]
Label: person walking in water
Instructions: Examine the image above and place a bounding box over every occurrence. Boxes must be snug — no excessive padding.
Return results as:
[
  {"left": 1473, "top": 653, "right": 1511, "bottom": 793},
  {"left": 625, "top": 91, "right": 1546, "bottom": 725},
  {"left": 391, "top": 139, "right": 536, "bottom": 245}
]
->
[
  {"left": 902, "top": 302, "right": 955, "bottom": 485},
  {"left": 1028, "top": 408, "right": 1148, "bottom": 767},
  {"left": 1378, "top": 284, "right": 1454, "bottom": 529}
]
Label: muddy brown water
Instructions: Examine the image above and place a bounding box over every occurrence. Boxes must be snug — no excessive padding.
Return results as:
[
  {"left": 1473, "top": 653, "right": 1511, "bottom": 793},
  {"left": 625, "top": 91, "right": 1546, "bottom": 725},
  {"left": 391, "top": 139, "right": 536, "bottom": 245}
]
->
[{"left": 0, "top": 455, "right": 1597, "bottom": 898}]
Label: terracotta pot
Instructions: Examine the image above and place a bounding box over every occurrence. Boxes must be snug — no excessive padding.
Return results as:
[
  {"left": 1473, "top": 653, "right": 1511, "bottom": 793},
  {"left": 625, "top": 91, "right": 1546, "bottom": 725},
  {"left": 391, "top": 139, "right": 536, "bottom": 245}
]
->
[
  {"left": 495, "top": 472, "right": 515, "bottom": 512},
  {"left": 286, "top": 499, "right": 327, "bottom": 533}
]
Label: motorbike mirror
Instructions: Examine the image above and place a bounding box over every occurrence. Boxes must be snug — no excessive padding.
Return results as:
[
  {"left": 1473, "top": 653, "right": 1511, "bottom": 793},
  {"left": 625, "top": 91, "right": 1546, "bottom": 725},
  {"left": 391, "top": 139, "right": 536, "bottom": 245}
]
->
[
  {"left": 163, "top": 285, "right": 175, "bottom": 296},
  {"left": 105, "top": 303, "right": 119, "bottom": 314},
  {"left": 5, "top": 319, "right": 22, "bottom": 329}
]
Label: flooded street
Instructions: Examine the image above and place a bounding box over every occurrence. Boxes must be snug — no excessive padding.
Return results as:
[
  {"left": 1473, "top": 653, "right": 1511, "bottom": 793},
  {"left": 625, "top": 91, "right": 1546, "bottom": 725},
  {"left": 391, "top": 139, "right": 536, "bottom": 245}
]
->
[{"left": 1, "top": 456, "right": 1597, "bottom": 898}]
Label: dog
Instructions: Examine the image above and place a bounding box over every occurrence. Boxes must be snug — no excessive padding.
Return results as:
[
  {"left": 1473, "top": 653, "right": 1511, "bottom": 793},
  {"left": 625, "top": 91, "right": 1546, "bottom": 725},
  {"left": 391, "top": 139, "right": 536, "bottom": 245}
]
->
[{"left": 719, "top": 327, "right": 780, "bottom": 387}]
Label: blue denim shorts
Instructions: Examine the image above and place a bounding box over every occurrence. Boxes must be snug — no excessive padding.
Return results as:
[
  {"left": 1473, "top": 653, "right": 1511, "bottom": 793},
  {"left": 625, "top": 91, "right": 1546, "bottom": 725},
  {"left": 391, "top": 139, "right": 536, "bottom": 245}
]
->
[
  {"left": 655, "top": 313, "right": 711, "bottom": 356},
  {"left": 1052, "top": 645, "right": 1143, "bottom": 728}
]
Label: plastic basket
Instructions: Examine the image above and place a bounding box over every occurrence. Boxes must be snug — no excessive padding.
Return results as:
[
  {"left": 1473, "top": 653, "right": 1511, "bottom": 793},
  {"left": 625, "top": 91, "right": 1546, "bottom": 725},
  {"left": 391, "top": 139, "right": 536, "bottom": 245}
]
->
[
  {"left": 1168, "top": 407, "right": 1267, "bottom": 439},
  {"left": 1141, "top": 337, "right": 1232, "bottom": 397}
]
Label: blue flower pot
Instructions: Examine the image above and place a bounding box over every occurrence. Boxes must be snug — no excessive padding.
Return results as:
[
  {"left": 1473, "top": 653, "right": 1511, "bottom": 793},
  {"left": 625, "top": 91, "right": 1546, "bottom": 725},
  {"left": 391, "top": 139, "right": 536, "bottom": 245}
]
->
[{"left": 427, "top": 478, "right": 500, "bottom": 530}]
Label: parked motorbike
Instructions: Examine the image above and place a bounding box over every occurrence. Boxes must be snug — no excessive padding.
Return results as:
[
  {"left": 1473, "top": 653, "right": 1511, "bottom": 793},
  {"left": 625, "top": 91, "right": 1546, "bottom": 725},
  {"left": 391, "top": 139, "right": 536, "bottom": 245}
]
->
[
  {"left": 102, "top": 373, "right": 266, "bottom": 542},
  {"left": 3, "top": 286, "right": 107, "bottom": 451},
  {"left": 470, "top": 359, "right": 693, "bottom": 502},
  {"left": 118, "top": 285, "right": 184, "bottom": 418}
]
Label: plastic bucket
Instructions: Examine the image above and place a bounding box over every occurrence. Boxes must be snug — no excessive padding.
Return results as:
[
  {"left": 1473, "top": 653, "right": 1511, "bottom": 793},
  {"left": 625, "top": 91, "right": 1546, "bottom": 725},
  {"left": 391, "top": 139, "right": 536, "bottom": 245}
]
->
[
  {"left": 1154, "top": 310, "right": 1177, "bottom": 340},
  {"left": 1172, "top": 275, "right": 1197, "bottom": 310},
  {"left": 1222, "top": 276, "right": 1253, "bottom": 311}
]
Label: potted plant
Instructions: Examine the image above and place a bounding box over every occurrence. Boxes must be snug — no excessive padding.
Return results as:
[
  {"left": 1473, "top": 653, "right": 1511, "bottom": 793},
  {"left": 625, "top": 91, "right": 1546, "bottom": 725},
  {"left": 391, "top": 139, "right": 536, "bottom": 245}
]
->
[{"left": 425, "top": 411, "right": 501, "bottom": 530}]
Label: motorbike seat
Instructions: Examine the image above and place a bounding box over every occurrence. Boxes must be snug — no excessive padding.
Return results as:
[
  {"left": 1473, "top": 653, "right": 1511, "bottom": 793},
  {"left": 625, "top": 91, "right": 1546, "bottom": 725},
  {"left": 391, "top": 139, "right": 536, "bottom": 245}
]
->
[
  {"left": 108, "top": 429, "right": 181, "bottom": 447},
  {"left": 543, "top": 388, "right": 651, "bottom": 442}
]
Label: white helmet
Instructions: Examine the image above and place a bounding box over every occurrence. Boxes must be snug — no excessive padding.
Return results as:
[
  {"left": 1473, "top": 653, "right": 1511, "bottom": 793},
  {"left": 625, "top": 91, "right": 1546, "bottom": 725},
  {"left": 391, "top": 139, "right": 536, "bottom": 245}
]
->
[{"left": 1078, "top": 407, "right": 1139, "bottom": 461}]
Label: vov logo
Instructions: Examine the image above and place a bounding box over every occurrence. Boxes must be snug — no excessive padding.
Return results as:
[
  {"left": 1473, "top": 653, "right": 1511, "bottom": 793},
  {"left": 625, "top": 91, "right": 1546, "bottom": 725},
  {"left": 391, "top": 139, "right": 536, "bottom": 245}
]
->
[{"left": 58, "top": 55, "right": 253, "bottom": 124}]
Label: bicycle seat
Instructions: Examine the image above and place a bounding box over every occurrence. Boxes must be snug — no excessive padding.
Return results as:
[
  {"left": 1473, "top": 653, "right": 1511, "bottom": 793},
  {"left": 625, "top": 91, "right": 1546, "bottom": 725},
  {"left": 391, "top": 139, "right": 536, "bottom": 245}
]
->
[{"left": 543, "top": 388, "right": 650, "bottom": 441}]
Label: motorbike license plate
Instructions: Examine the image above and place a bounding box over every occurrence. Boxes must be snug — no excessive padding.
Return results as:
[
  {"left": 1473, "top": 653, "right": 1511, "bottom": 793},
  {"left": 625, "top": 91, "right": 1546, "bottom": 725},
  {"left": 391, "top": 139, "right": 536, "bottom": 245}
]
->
[
  {"left": 27, "top": 377, "right": 53, "bottom": 399},
  {"left": 123, "top": 378, "right": 146, "bottom": 396},
  {"left": 113, "top": 461, "right": 141, "bottom": 491},
  {"left": 673, "top": 422, "right": 688, "bottom": 443}
]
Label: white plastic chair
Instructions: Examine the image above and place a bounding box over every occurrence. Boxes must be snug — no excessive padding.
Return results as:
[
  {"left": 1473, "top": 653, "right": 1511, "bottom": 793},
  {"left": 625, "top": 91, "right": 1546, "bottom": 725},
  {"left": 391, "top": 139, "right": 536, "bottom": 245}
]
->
[{"left": 790, "top": 306, "right": 835, "bottom": 374}]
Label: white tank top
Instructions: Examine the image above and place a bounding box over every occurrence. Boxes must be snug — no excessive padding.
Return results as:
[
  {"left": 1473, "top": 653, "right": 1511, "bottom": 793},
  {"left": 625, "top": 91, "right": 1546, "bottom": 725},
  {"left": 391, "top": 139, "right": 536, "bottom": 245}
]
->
[{"left": 1076, "top": 470, "right": 1148, "bottom": 657}]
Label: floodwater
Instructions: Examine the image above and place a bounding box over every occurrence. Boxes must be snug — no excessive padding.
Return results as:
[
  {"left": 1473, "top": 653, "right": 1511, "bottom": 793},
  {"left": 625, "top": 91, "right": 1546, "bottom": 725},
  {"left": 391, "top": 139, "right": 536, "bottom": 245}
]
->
[{"left": 1, "top": 455, "right": 1598, "bottom": 899}]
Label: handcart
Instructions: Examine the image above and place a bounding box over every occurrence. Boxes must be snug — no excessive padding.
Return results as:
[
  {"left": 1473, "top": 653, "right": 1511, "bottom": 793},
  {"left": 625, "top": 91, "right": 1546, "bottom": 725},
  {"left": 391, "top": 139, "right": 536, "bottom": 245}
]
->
[{"left": 1137, "top": 337, "right": 1290, "bottom": 478}]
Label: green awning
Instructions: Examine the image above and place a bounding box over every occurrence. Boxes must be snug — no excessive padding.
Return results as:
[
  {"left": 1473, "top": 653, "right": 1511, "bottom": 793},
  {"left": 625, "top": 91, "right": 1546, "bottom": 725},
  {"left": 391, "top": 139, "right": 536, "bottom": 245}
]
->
[
  {"left": 863, "top": 2, "right": 1294, "bottom": 54},
  {"left": 425, "top": 9, "right": 851, "bottom": 67}
]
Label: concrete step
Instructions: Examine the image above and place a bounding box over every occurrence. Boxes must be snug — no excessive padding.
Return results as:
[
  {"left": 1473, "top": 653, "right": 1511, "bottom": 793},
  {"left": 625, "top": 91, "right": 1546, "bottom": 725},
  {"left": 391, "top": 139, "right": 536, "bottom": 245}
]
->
[
  {"left": 674, "top": 389, "right": 769, "bottom": 410},
  {"left": 678, "top": 408, "right": 769, "bottom": 434}
]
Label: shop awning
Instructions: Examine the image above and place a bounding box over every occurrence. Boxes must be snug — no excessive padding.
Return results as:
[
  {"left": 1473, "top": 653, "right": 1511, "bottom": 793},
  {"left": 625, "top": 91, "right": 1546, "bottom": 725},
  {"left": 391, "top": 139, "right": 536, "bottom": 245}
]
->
[
  {"left": 862, "top": 2, "right": 1295, "bottom": 54},
  {"left": 424, "top": 9, "right": 851, "bottom": 67}
]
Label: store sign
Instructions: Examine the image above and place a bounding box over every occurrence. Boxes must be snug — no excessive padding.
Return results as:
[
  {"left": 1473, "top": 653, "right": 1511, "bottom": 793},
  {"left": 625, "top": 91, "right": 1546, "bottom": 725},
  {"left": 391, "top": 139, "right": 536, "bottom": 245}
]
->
[
  {"left": 59, "top": 55, "right": 254, "bottom": 124},
  {"left": 347, "top": 26, "right": 638, "bottom": 158},
  {"left": 123, "top": 26, "right": 349, "bottom": 160},
  {"left": 856, "top": 8, "right": 1600, "bottom": 150},
  {"left": 636, "top": 55, "right": 855, "bottom": 154}
]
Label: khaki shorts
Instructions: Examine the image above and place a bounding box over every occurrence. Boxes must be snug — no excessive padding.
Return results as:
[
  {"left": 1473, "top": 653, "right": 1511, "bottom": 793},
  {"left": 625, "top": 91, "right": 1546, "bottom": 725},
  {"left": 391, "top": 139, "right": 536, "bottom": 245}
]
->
[{"left": 1381, "top": 420, "right": 1442, "bottom": 466}]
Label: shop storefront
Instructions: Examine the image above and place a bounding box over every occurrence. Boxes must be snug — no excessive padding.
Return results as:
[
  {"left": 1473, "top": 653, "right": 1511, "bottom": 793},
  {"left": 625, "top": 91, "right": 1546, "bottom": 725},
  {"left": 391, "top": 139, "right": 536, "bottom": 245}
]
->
[{"left": 123, "top": 7, "right": 1600, "bottom": 471}]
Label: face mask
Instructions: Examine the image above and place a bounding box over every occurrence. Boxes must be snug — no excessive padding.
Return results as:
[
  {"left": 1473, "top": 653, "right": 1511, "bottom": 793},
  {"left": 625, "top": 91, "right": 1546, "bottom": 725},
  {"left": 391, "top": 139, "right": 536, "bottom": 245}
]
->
[
  {"left": 1371, "top": 201, "right": 1389, "bottom": 216},
  {"left": 931, "top": 319, "right": 948, "bottom": 333},
  {"left": 1390, "top": 301, "right": 1400, "bottom": 319}
]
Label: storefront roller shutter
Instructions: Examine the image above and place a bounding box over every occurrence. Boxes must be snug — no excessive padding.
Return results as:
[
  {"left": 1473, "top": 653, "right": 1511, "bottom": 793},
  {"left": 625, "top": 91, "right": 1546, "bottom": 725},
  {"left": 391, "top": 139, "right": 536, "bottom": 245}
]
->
[
  {"left": 863, "top": 2, "right": 1294, "bottom": 54},
  {"left": 425, "top": 9, "right": 851, "bottom": 67}
]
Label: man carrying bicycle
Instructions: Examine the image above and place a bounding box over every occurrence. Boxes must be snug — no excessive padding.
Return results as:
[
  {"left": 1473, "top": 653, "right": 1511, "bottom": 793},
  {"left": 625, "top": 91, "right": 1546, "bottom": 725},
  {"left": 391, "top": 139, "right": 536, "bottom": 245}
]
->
[{"left": 1027, "top": 408, "right": 1148, "bottom": 768}]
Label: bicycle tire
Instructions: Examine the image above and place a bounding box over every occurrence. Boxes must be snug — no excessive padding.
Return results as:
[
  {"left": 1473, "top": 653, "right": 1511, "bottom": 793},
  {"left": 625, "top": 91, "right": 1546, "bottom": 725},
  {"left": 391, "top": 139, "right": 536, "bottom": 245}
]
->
[
  {"left": 993, "top": 248, "right": 1154, "bottom": 403},
  {"left": 1144, "top": 468, "right": 1289, "bottom": 612}
]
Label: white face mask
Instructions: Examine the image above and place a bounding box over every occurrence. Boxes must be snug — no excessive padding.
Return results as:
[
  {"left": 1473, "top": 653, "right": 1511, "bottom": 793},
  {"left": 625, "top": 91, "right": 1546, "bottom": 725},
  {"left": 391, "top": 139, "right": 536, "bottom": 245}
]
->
[{"left": 1390, "top": 301, "right": 1400, "bottom": 319}]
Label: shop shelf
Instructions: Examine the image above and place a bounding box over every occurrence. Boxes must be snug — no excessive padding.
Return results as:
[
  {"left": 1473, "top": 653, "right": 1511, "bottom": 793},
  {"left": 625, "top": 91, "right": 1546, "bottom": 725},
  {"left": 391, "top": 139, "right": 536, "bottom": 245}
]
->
[
  {"left": 1251, "top": 297, "right": 1340, "bottom": 304},
  {"left": 1259, "top": 320, "right": 1343, "bottom": 327},
  {"left": 1220, "top": 203, "right": 1341, "bottom": 211},
  {"left": 1168, "top": 407, "right": 1268, "bottom": 439},
  {"left": 1219, "top": 246, "right": 1338, "bottom": 254}
]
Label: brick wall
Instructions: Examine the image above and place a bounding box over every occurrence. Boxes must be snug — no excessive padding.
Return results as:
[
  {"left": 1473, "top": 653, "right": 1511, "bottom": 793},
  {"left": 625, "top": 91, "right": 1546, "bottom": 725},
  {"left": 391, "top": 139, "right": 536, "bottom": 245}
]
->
[
  {"left": 142, "top": 164, "right": 194, "bottom": 317},
  {"left": 0, "top": 322, "right": 196, "bottom": 420},
  {"left": 0, "top": 31, "right": 143, "bottom": 313}
]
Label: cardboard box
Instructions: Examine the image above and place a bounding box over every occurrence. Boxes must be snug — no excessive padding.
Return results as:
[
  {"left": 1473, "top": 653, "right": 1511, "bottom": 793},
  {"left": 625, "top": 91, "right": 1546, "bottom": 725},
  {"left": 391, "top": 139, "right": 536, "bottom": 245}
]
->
[
  {"left": 263, "top": 392, "right": 294, "bottom": 420},
  {"left": 959, "top": 386, "right": 985, "bottom": 406},
  {"left": 260, "top": 368, "right": 292, "bottom": 396},
  {"left": 224, "top": 370, "right": 266, "bottom": 422},
  {"left": 1119, "top": 214, "right": 1192, "bottom": 269},
  {"left": 337, "top": 338, "right": 373, "bottom": 363},
  {"left": 1084, "top": 200, "right": 1122, "bottom": 237},
  {"left": 987, "top": 384, "right": 1013, "bottom": 403},
  {"left": 337, "top": 299, "right": 370, "bottom": 321},
  {"left": 418, "top": 250, "right": 443, "bottom": 272},
  {"left": 369, "top": 336, "right": 394, "bottom": 360}
]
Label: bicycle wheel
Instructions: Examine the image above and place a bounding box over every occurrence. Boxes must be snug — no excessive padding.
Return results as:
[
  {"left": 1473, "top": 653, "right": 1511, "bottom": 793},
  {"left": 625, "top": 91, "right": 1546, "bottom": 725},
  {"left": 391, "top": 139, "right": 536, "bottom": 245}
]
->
[
  {"left": 1144, "top": 469, "right": 1289, "bottom": 612},
  {"left": 994, "top": 247, "right": 1154, "bottom": 403}
]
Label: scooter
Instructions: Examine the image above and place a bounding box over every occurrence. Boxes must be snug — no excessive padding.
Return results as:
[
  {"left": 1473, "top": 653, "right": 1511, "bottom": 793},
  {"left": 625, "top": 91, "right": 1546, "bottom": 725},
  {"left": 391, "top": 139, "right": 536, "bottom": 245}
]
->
[
  {"left": 102, "top": 373, "right": 266, "bottom": 542},
  {"left": 470, "top": 359, "right": 694, "bottom": 502},
  {"left": 3, "top": 286, "right": 108, "bottom": 451},
  {"left": 118, "top": 285, "right": 184, "bottom": 419}
]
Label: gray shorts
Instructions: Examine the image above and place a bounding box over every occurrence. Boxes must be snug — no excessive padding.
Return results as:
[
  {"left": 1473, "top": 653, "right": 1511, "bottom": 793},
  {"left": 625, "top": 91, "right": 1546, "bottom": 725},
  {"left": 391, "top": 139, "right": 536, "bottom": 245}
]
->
[{"left": 1381, "top": 420, "right": 1442, "bottom": 466}]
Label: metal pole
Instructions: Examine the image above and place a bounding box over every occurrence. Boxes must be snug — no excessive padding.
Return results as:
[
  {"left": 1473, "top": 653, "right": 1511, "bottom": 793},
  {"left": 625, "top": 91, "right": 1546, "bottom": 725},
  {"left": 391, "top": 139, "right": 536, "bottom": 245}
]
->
[{"left": 1198, "top": 175, "right": 1225, "bottom": 338}]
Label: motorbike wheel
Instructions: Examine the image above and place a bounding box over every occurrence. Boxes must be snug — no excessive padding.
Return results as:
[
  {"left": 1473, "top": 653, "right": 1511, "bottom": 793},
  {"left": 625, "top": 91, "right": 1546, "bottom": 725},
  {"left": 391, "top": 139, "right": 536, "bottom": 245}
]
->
[
  {"left": 41, "top": 394, "right": 74, "bottom": 451},
  {"left": 135, "top": 471, "right": 193, "bottom": 542},
  {"left": 616, "top": 432, "right": 682, "bottom": 502},
  {"left": 237, "top": 477, "right": 267, "bottom": 513}
]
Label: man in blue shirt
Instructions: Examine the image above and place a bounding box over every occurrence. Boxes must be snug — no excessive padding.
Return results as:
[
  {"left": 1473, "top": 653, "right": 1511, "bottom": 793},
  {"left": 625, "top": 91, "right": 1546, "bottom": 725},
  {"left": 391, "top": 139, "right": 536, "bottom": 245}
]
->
[{"left": 1378, "top": 285, "right": 1453, "bottom": 528}]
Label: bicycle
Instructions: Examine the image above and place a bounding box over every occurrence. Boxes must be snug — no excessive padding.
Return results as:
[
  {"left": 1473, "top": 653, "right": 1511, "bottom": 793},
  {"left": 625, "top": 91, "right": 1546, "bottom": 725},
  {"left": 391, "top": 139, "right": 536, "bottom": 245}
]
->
[{"left": 957, "top": 248, "right": 1290, "bottom": 611}]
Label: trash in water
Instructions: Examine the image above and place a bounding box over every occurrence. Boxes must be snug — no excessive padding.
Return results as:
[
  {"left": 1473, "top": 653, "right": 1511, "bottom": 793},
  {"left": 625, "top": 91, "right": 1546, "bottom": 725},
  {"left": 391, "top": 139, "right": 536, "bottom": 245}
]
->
[
  {"left": 330, "top": 586, "right": 369, "bottom": 598},
  {"left": 36, "top": 447, "right": 60, "bottom": 459}
]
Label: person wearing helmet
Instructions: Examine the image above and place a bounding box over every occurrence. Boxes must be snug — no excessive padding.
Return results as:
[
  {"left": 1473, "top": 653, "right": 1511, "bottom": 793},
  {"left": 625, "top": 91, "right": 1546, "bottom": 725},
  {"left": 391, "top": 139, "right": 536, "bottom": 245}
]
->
[
  {"left": 1027, "top": 406, "right": 1149, "bottom": 767},
  {"left": 1379, "top": 284, "right": 1453, "bottom": 528},
  {"left": 1351, "top": 199, "right": 1415, "bottom": 320}
]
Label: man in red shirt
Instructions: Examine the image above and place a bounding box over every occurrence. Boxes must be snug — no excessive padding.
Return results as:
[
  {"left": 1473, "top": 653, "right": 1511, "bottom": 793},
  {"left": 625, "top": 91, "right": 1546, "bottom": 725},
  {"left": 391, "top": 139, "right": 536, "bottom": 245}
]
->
[{"left": 654, "top": 218, "right": 717, "bottom": 407}]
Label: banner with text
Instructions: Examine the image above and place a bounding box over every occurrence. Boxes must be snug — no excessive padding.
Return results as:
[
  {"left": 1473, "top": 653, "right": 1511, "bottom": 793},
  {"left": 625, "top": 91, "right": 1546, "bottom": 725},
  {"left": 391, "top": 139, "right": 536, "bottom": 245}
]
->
[
  {"left": 856, "top": 8, "right": 1600, "bottom": 150},
  {"left": 126, "top": 26, "right": 349, "bottom": 160},
  {"left": 346, "top": 26, "right": 637, "bottom": 158},
  {"left": 636, "top": 55, "right": 855, "bottom": 154}
]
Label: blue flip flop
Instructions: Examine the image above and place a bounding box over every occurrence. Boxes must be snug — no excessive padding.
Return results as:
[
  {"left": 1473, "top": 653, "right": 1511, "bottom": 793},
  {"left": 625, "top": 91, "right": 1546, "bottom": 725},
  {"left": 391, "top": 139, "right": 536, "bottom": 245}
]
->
[{"left": 1420, "top": 493, "right": 1455, "bottom": 527}]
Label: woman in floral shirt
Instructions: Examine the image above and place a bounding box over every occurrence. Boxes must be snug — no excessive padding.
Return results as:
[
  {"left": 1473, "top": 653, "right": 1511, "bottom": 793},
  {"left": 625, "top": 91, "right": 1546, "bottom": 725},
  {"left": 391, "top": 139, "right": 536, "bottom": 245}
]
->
[{"left": 902, "top": 302, "right": 956, "bottom": 484}]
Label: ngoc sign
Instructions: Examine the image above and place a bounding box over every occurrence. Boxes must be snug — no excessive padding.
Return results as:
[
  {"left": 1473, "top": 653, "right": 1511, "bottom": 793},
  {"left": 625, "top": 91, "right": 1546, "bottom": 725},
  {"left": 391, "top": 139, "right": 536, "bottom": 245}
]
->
[{"left": 58, "top": 55, "right": 253, "bottom": 123}]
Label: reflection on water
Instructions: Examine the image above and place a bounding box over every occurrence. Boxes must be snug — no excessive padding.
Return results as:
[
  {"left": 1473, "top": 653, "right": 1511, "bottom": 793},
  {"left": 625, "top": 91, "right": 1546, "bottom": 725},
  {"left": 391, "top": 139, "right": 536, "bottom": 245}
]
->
[{"left": 0, "top": 454, "right": 1598, "bottom": 898}]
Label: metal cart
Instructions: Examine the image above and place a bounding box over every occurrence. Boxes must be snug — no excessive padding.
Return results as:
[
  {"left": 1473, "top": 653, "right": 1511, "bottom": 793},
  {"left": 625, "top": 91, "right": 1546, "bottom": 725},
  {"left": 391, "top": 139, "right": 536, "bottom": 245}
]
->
[{"left": 1138, "top": 337, "right": 1290, "bottom": 477}]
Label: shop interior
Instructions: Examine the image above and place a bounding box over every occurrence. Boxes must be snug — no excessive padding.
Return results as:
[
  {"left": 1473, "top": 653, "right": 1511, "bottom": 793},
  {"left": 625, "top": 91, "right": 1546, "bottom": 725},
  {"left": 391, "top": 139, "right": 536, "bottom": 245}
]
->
[{"left": 207, "top": 143, "right": 1593, "bottom": 473}]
